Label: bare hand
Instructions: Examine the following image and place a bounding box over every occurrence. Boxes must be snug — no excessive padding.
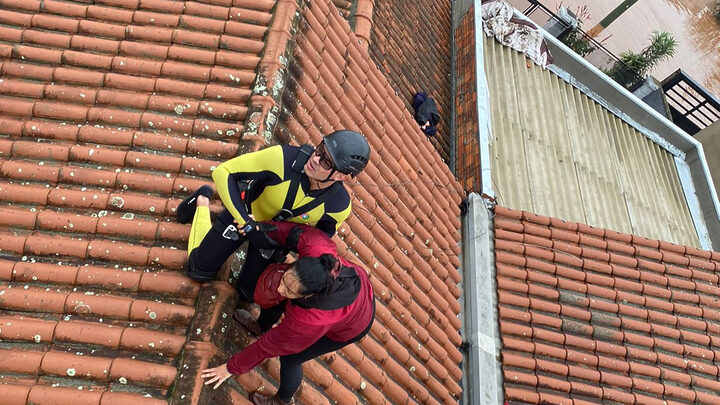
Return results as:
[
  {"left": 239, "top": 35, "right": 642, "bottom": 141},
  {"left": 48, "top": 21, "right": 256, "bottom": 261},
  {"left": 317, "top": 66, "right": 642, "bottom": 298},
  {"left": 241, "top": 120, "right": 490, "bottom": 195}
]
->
[{"left": 201, "top": 364, "right": 232, "bottom": 389}]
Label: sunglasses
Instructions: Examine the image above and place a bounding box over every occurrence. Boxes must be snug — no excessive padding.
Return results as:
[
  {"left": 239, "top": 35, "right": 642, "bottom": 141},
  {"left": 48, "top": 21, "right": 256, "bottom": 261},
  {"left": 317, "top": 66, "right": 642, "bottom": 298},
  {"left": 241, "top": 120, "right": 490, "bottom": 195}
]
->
[{"left": 315, "top": 142, "right": 336, "bottom": 171}]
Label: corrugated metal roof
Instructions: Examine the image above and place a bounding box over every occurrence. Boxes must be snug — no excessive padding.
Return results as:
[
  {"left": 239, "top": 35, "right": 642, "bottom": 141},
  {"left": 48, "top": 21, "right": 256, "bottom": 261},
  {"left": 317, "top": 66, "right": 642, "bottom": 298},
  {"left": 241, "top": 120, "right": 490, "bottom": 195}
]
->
[{"left": 483, "top": 34, "right": 700, "bottom": 247}]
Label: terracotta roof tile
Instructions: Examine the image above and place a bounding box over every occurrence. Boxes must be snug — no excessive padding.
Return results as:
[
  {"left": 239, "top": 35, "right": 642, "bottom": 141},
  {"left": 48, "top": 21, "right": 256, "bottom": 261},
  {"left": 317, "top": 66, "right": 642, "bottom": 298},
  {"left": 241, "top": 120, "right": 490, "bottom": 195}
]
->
[
  {"left": 31, "top": 386, "right": 103, "bottom": 405},
  {"left": 0, "top": 9, "right": 32, "bottom": 26},
  {"left": 365, "top": 0, "right": 453, "bottom": 157},
  {"left": 0, "top": 0, "right": 278, "bottom": 399},
  {"left": 603, "top": 387, "right": 636, "bottom": 404},
  {"left": 55, "top": 69, "right": 102, "bottom": 89},
  {"left": 497, "top": 206, "right": 720, "bottom": 404},
  {"left": 505, "top": 386, "right": 540, "bottom": 403},
  {"left": 0, "top": 0, "right": 465, "bottom": 402}
]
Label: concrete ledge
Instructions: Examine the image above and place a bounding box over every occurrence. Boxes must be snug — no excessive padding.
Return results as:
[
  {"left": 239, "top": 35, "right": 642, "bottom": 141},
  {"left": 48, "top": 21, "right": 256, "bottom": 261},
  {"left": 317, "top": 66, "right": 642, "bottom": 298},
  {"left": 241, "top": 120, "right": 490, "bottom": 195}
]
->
[{"left": 461, "top": 193, "right": 502, "bottom": 405}]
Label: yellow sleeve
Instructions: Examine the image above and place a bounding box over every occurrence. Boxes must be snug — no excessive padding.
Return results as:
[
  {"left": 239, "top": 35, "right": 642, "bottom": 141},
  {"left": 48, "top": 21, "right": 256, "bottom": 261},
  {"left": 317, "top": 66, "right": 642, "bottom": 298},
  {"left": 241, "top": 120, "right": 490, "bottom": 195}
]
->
[
  {"left": 326, "top": 201, "right": 352, "bottom": 232},
  {"left": 211, "top": 145, "right": 285, "bottom": 223}
]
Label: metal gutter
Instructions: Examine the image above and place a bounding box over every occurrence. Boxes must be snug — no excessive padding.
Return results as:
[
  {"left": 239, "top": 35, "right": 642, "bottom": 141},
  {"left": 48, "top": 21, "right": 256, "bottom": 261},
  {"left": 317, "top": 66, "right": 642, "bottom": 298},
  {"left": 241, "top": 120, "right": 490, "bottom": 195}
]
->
[{"left": 675, "top": 156, "right": 713, "bottom": 249}]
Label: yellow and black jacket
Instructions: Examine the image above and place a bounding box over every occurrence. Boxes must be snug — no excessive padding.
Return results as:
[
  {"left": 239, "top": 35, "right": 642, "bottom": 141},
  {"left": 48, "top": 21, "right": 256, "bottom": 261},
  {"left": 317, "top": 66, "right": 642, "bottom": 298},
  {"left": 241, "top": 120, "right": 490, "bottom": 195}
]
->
[{"left": 211, "top": 144, "right": 351, "bottom": 236}]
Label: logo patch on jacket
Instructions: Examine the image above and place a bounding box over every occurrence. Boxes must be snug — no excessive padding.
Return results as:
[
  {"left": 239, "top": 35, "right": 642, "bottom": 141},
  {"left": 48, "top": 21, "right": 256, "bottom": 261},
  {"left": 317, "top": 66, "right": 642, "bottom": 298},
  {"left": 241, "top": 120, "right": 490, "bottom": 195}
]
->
[{"left": 301, "top": 213, "right": 310, "bottom": 220}]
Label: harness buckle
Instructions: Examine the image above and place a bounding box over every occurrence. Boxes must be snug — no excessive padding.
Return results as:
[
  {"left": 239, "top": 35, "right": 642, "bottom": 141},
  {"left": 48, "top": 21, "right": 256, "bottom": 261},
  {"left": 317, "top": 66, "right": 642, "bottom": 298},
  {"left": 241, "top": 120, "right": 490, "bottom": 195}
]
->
[
  {"left": 272, "top": 208, "right": 294, "bottom": 222},
  {"left": 221, "top": 224, "right": 240, "bottom": 241},
  {"left": 259, "top": 248, "right": 288, "bottom": 263}
]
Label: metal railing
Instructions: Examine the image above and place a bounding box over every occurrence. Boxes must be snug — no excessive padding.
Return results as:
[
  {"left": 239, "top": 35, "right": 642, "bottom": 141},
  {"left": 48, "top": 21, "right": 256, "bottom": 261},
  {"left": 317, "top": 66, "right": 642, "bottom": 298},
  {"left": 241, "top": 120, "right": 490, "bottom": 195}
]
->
[
  {"left": 662, "top": 69, "right": 720, "bottom": 135},
  {"left": 508, "top": 0, "right": 645, "bottom": 91}
]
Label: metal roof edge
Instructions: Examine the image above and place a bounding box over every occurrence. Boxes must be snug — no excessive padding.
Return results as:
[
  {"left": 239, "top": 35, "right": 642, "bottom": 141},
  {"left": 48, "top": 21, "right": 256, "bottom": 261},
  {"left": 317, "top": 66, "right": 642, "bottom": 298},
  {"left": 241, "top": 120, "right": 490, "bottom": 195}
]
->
[
  {"left": 474, "top": 1, "right": 495, "bottom": 199},
  {"left": 675, "top": 156, "right": 714, "bottom": 250}
]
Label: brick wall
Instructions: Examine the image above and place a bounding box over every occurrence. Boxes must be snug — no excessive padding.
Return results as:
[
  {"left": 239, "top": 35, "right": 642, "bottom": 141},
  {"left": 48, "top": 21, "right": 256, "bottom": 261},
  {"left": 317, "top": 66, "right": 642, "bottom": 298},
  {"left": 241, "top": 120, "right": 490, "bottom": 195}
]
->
[{"left": 454, "top": 7, "right": 480, "bottom": 193}]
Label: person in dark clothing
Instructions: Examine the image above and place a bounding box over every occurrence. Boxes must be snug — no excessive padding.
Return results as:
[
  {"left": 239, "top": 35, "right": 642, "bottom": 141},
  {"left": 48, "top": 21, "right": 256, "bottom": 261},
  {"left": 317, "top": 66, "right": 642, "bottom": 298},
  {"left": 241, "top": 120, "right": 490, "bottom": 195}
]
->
[
  {"left": 412, "top": 92, "right": 441, "bottom": 137},
  {"left": 200, "top": 221, "right": 376, "bottom": 405},
  {"left": 177, "top": 130, "right": 370, "bottom": 303}
]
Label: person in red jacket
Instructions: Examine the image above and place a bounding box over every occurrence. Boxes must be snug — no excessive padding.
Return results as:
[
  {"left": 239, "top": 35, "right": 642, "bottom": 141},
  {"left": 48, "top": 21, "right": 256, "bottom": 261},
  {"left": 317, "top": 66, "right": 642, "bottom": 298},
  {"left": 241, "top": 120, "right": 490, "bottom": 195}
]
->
[{"left": 200, "top": 221, "right": 376, "bottom": 405}]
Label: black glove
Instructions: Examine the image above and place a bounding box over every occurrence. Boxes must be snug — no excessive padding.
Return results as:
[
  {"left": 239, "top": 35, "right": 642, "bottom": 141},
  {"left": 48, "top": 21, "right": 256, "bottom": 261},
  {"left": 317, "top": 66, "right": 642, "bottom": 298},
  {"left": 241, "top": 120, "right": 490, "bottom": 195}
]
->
[
  {"left": 243, "top": 220, "right": 280, "bottom": 249},
  {"left": 285, "top": 226, "right": 304, "bottom": 253}
]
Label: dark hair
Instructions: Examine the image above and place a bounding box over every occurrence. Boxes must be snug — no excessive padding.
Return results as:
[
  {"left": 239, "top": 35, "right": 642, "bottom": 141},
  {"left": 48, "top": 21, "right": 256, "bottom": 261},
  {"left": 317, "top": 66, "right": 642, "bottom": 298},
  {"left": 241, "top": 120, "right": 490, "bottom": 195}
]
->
[{"left": 293, "top": 254, "right": 337, "bottom": 295}]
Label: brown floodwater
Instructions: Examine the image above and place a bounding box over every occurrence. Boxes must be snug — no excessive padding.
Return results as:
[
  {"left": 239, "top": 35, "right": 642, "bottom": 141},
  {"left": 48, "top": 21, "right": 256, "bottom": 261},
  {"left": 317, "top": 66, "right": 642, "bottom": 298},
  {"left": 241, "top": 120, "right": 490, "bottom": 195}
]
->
[{"left": 543, "top": 0, "right": 720, "bottom": 97}]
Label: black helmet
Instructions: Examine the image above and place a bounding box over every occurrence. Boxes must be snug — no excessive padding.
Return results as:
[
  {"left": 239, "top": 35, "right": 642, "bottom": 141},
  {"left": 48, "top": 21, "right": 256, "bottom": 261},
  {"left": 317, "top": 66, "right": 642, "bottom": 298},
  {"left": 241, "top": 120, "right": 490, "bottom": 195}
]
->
[{"left": 323, "top": 130, "right": 370, "bottom": 177}]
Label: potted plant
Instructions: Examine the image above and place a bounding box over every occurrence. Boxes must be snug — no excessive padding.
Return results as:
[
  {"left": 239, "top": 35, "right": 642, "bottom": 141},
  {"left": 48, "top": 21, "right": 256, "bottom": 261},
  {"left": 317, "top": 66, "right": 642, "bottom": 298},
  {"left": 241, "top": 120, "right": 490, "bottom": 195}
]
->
[
  {"left": 606, "top": 30, "right": 677, "bottom": 88},
  {"left": 557, "top": 5, "right": 597, "bottom": 57}
]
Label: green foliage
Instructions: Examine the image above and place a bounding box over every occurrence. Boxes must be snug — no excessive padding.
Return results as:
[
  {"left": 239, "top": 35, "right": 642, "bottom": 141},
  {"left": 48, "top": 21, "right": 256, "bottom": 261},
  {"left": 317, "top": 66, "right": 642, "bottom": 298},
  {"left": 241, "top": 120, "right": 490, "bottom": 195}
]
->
[
  {"left": 617, "top": 50, "right": 644, "bottom": 72},
  {"left": 714, "top": 1, "right": 720, "bottom": 23},
  {"left": 560, "top": 29, "right": 596, "bottom": 57},
  {"left": 607, "top": 30, "right": 677, "bottom": 88},
  {"left": 640, "top": 31, "right": 678, "bottom": 71},
  {"left": 558, "top": 5, "right": 597, "bottom": 57}
]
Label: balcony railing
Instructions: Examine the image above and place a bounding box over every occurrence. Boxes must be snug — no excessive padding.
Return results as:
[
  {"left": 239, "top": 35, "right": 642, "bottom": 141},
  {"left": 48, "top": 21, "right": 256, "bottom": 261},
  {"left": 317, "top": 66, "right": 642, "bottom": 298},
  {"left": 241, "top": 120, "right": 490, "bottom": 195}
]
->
[
  {"left": 662, "top": 69, "right": 720, "bottom": 135},
  {"left": 508, "top": 0, "right": 645, "bottom": 91}
]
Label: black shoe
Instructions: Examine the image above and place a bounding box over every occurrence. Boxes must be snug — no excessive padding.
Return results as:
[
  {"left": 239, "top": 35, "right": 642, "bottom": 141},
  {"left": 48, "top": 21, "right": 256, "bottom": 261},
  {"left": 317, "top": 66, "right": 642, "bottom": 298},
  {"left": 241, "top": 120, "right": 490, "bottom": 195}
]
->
[
  {"left": 176, "top": 185, "right": 214, "bottom": 224},
  {"left": 233, "top": 309, "right": 261, "bottom": 336},
  {"left": 250, "top": 392, "right": 295, "bottom": 405},
  {"left": 184, "top": 249, "right": 216, "bottom": 282}
]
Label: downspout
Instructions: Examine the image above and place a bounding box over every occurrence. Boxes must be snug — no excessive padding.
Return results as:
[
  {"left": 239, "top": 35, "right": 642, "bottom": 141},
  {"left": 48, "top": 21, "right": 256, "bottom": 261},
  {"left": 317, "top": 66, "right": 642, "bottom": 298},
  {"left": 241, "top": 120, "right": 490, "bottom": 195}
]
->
[{"left": 455, "top": 2, "right": 503, "bottom": 402}]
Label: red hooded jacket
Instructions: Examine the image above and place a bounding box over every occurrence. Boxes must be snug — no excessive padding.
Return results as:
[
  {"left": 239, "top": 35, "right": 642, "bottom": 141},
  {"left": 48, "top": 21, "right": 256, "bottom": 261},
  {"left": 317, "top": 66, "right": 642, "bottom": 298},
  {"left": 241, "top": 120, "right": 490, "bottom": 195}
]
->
[{"left": 226, "top": 222, "right": 375, "bottom": 375}]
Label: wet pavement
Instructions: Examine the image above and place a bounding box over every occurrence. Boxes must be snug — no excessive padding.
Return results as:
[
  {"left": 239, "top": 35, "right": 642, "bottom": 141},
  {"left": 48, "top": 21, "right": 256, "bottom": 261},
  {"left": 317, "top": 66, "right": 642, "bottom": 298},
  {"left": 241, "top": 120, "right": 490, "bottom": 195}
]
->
[{"left": 545, "top": 0, "right": 720, "bottom": 97}]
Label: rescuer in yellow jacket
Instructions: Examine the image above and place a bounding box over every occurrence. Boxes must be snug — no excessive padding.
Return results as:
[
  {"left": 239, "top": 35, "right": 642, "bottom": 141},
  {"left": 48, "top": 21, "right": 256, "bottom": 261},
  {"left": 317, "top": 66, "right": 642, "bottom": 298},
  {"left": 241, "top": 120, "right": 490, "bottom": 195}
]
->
[{"left": 176, "top": 130, "right": 371, "bottom": 302}]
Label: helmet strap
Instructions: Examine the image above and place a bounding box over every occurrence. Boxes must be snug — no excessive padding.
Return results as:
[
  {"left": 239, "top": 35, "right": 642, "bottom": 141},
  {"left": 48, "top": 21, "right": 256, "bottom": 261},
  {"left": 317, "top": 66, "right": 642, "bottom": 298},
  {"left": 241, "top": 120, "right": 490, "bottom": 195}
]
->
[{"left": 319, "top": 169, "right": 337, "bottom": 183}]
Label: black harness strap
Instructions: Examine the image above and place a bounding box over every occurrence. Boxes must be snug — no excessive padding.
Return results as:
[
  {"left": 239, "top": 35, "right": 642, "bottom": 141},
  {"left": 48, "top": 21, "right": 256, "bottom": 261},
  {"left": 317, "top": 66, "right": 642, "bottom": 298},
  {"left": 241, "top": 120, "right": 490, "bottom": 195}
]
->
[
  {"left": 274, "top": 144, "right": 313, "bottom": 221},
  {"left": 273, "top": 144, "right": 342, "bottom": 222},
  {"left": 274, "top": 182, "right": 343, "bottom": 221}
]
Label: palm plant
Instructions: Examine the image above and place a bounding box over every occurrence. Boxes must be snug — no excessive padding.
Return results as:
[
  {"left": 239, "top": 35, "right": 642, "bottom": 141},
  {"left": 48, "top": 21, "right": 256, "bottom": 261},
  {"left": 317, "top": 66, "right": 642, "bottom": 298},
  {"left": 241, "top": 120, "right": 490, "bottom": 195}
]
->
[
  {"left": 617, "top": 50, "right": 645, "bottom": 73},
  {"left": 637, "top": 31, "right": 678, "bottom": 73},
  {"left": 606, "top": 30, "right": 677, "bottom": 88}
]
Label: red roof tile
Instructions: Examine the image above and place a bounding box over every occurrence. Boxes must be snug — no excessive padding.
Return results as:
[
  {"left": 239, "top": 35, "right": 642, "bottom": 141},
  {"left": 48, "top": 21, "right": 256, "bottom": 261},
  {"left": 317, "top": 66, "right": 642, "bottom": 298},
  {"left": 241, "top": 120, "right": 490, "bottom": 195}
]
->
[
  {"left": 0, "top": 0, "right": 275, "bottom": 400},
  {"left": 361, "top": 0, "right": 452, "bottom": 162},
  {"left": 0, "top": 0, "right": 464, "bottom": 403},
  {"left": 496, "top": 205, "right": 720, "bottom": 404},
  {"left": 271, "top": 0, "right": 464, "bottom": 397}
]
